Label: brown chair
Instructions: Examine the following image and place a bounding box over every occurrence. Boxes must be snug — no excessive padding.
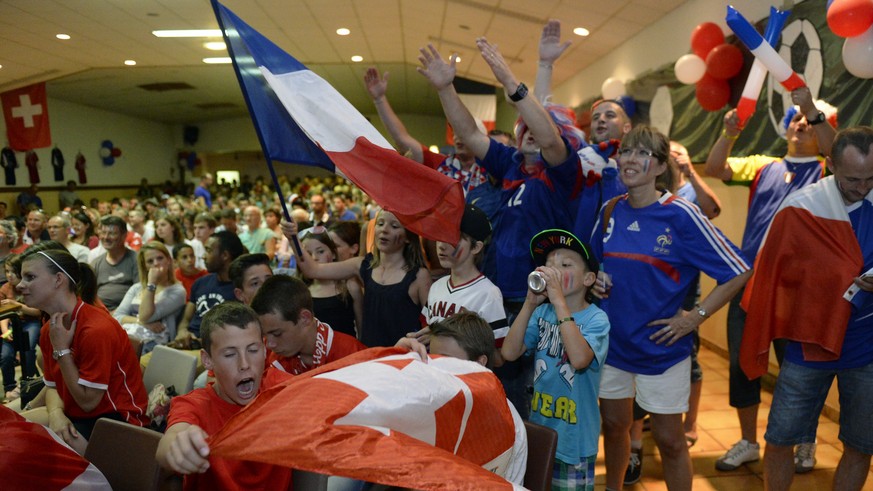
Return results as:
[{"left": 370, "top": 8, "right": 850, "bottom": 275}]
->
[
  {"left": 523, "top": 421, "right": 558, "bottom": 491},
  {"left": 84, "top": 418, "right": 165, "bottom": 491}
]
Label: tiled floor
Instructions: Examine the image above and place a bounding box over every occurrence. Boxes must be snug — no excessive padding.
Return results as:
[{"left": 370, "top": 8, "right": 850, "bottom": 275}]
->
[{"left": 592, "top": 345, "right": 873, "bottom": 490}]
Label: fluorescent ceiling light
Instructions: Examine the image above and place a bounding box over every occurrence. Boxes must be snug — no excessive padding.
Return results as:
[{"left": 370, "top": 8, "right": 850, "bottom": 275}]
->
[
  {"left": 203, "top": 57, "right": 232, "bottom": 64},
  {"left": 153, "top": 29, "right": 222, "bottom": 38},
  {"left": 124, "top": 60, "right": 137, "bottom": 66},
  {"left": 336, "top": 28, "right": 350, "bottom": 36},
  {"left": 204, "top": 41, "right": 227, "bottom": 50},
  {"left": 351, "top": 55, "right": 363, "bottom": 62},
  {"left": 56, "top": 34, "right": 71, "bottom": 40},
  {"left": 573, "top": 27, "right": 590, "bottom": 37}
]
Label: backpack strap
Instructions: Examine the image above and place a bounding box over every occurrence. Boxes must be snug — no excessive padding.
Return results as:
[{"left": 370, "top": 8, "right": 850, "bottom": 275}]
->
[{"left": 601, "top": 196, "right": 622, "bottom": 235}]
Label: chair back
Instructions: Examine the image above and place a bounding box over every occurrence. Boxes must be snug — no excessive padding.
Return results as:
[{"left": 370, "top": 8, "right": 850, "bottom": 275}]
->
[
  {"left": 84, "top": 418, "right": 164, "bottom": 491},
  {"left": 142, "top": 345, "right": 198, "bottom": 395},
  {"left": 523, "top": 420, "right": 558, "bottom": 491},
  {"left": 293, "top": 470, "right": 329, "bottom": 490}
]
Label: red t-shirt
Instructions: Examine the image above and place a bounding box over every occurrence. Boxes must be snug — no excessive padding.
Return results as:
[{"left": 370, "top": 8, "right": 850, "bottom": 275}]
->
[
  {"left": 267, "top": 320, "right": 365, "bottom": 375},
  {"left": 175, "top": 268, "right": 208, "bottom": 301},
  {"left": 167, "top": 368, "right": 294, "bottom": 491},
  {"left": 41, "top": 301, "right": 149, "bottom": 425}
]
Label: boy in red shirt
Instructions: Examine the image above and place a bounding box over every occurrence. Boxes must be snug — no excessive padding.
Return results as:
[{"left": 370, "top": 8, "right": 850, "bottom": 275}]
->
[
  {"left": 156, "top": 303, "right": 293, "bottom": 490},
  {"left": 251, "top": 275, "right": 365, "bottom": 375}
]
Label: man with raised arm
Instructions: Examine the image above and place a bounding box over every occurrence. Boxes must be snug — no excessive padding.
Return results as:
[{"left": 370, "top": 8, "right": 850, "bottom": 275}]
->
[
  {"left": 704, "top": 86, "right": 836, "bottom": 473},
  {"left": 418, "top": 36, "right": 589, "bottom": 418}
]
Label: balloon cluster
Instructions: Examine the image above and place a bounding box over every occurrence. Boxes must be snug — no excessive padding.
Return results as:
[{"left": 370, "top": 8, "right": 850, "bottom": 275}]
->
[
  {"left": 100, "top": 140, "right": 122, "bottom": 166},
  {"left": 675, "top": 22, "right": 745, "bottom": 111},
  {"left": 828, "top": 0, "right": 873, "bottom": 78}
]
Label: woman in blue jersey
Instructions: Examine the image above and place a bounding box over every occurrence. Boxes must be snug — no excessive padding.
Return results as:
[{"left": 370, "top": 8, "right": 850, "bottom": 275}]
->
[{"left": 590, "top": 126, "right": 751, "bottom": 491}]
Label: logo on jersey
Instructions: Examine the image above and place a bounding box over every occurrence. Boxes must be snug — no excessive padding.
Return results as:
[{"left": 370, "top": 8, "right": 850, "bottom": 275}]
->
[
  {"left": 654, "top": 229, "right": 672, "bottom": 255},
  {"left": 627, "top": 221, "right": 640, "bottom": 232}
]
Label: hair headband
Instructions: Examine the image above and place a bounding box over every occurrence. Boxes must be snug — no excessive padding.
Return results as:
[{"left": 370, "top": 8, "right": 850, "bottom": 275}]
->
[{"left": 37, "top": 251, "right": 77, "bottom": 285}]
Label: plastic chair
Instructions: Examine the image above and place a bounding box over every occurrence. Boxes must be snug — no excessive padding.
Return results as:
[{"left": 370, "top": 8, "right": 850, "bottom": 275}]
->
[
  {"left": 523, "top": 421, "right": 558, "bottom": 491},
  {"left": 142, "top": 345, "right": 198, "bottom": 395},
  {"left": 84, "top": 418, "right": 165, "bottom": 491}
]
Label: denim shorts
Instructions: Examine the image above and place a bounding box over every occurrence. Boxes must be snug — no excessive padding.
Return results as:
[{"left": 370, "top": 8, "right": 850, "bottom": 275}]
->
[{"left": 765, "top": 359, "right": 873, "bottom": 454}]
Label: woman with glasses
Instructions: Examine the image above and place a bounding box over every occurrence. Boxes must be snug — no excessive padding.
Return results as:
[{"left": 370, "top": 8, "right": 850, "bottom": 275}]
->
[{"left": 590, "top": 126, "right": 751, "bottom": 491}]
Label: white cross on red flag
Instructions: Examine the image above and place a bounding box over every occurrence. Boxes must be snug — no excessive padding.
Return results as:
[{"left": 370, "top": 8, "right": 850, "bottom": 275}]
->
[{"left": 2, "top": 82, "right": 52, "bottom": 151}]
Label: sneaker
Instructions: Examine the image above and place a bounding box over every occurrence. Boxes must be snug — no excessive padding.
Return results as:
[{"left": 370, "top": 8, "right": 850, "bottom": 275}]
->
[
  {"left": 715, "top": 439, "right": 760, "bottom": 471},
  {"left": 794, "top": 442, "right": 816, "bottom": 473},
  {"left": 624, "top": 447, "right": 643, "bottom": 485}
]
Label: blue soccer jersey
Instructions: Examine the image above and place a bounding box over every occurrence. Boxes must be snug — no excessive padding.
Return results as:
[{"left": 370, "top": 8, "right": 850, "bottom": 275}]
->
[
  {"left": 524, "top": 303, "right": 610, "bottom": 462},
  {"left": 727, "top": 155, "right": 824, "bottom": 260},
  {"left": 591, "top": 193, "right": 750, "bottom": 374},
  {"left": 481, "top": 138, "right": 582, "bottom": 298}
]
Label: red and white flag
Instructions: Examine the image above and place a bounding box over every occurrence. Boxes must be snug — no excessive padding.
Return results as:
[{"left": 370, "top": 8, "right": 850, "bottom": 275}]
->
[
  {"left": 209, "top": 348, "right": 523, "bottom": 490},
  {"left": 740, "top": 176, "right": 864, "bottom": 379},
  {"left": 1, "top": 82, "right": 51, "bottom": 151},
  {"left": 0, "top": 406, "right": 110, "bottom": 490}
]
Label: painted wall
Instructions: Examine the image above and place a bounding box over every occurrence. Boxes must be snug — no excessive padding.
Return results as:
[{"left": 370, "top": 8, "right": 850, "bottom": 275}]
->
[{"left": 1, "top": 97, "right": 177, "bottom": 213}]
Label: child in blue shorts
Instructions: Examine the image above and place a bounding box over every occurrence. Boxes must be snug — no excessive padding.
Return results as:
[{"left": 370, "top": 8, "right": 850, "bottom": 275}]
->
[{"left": 501, "top": 229, "right": 610, "bottom": 491}]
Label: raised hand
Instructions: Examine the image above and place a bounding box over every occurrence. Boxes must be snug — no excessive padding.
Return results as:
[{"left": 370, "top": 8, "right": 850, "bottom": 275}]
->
[
  {"left": 539, "top": 19, "right": 570, "bottom": 63},
  {"left": 364, "top": 67, "right": 389, "bottom": 100},
  {"left": 476, "top": 37, "right": 517, "bottom": 90},
  {"left": 416, "top": 44, "right": 457, "bottom": 90}
]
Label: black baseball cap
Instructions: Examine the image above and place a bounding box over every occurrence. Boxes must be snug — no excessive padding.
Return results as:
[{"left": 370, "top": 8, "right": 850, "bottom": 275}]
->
[
  {"left": 460, "top": 204, "right": 491, "bottom": 243},
  {"left": 529, "top": 228, "right": 599, "bottom": 273}
]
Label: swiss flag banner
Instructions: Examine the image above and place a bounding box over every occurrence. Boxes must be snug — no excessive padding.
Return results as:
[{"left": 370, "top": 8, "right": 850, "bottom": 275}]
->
[
  {"left": 2, "top": 82, "right": 51, "bottom": 151},
  {"left": 209, "top": 348, "right": 523, "bottom": 490}
]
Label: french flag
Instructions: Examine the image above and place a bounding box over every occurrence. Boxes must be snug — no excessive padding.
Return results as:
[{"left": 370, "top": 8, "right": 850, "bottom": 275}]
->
[
  {"left": 212, "top": 1, "right": 465, "bottom": 244},
  {"left": 740, "top": 176, "right": 866, "bottom": 379}
]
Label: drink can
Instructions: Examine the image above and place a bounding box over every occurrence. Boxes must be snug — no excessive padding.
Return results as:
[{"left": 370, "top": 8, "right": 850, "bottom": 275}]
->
[{"left": 528, "top": 271, "right": 546, "bottom": 293}]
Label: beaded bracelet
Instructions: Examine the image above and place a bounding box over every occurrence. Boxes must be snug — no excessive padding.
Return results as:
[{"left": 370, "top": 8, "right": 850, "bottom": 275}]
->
[{"left": 722, "top": 129, "right": 739, "bottom": 141}]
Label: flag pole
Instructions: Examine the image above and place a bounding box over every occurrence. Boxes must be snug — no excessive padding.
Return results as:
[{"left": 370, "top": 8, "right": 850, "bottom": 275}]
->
[{"left": 212, "top": 0, "right": 303, "bottom": 258}]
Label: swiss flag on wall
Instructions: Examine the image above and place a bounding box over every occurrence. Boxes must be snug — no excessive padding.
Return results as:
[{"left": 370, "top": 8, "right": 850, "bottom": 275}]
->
[{"left": 2, "top": 82, "right": 51, "bottom": 151}]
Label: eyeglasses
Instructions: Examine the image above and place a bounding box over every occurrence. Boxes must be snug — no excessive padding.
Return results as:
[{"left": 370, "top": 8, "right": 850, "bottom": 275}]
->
[{"left": 618, "top": 148, "right": 656, "bottom": 159}]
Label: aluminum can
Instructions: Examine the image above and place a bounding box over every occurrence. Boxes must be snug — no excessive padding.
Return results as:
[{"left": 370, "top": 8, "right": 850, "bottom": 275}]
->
[{"left": 528, "top": 271, "right": 546, "bottom": 293}]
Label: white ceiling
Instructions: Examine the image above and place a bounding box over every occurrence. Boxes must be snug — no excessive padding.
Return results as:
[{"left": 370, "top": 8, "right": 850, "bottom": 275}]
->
[{"left": 0, "top": 0, "right": 687, "bottom": 124}]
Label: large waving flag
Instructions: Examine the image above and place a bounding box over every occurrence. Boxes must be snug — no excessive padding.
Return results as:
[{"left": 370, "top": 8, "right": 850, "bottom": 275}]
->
[
  {"left": 212, "top": 1, "right": 464, "bottom": 244},
  {"left": 208, "top": 348, "right": 523, "bottom": 490},
  {"left": 740, "top": 176, "right": 864, "bottom": 379}
]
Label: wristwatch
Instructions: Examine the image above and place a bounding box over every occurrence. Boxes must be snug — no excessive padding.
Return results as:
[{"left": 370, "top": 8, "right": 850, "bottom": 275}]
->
[
  {"left": 696, "top": 306, "right": 709, "bottom": 319},
  {"left": 147, "top": 283, "right": 158, "bottom": 292},
  {"left": 52, "top": 348, "right": 73, "bottom": 360},
  {"left": 509, "top": 82, "right": 528, "bottom": 102},
  {"left": 808, "top": 111, "right": 826, "bottom": 125}
]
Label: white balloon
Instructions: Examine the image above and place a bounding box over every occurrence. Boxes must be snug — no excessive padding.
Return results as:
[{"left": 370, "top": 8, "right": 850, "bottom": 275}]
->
[
  {"left": 674, "top": 54, "right": 707, "bottom": 84},
  {"left": 601, "top": 77, "right": 626, "bottom": 99},
  {"left": 843, "top": 25, "right": 873, "bottom": 79}
]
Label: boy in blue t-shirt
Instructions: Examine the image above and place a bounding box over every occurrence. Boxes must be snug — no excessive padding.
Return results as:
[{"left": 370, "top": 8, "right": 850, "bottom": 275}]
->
[{"left": 501, "top": 229, "right": 610, "bottom": 491}]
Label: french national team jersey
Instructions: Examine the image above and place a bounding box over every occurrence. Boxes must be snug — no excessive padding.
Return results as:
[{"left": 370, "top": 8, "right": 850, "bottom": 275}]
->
[
  {"left": 591, "top": 192, "right": 750, "bottom": 374},
  {"left": 480, "top": 138, "right": 582, "bottom": 298},
  {"left": 727, "top": 155, "right": 824, "bottom": 260}
]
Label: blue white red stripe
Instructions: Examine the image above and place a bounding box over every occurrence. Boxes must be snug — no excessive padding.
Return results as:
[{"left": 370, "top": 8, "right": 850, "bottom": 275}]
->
[{"left": 727, "top": 6, "right": 805, "bottom": 92}]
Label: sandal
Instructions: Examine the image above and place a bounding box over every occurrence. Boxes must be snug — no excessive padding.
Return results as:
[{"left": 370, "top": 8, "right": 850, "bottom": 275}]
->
[{"left": 5, "top": 387, "right": 20, "bottom": 403}]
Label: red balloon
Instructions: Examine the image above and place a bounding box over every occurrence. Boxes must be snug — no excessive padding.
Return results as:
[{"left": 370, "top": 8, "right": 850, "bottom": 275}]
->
[
  {"left": 696, "top": 75, "right": 730, "bottom": 111},
  {"left": 705, "top": 43, "right": 744, "bottom": 80},
  {"left": 828, "top": 0, "right": 873, "bottom": 38},
  {"left": 691, "top": 22, "right": 725, "bottom": 59}
]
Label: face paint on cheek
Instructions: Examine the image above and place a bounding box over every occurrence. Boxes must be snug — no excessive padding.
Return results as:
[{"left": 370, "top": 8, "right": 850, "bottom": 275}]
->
[
  {"left": 563, "top": 273, "right": 573, "bottom": 291},
  {"left": 642, "top": 159, "right": 651, "bottom": 174},
  {"left": 451, "top": 244, "right": 464, "bottom": 259}
]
